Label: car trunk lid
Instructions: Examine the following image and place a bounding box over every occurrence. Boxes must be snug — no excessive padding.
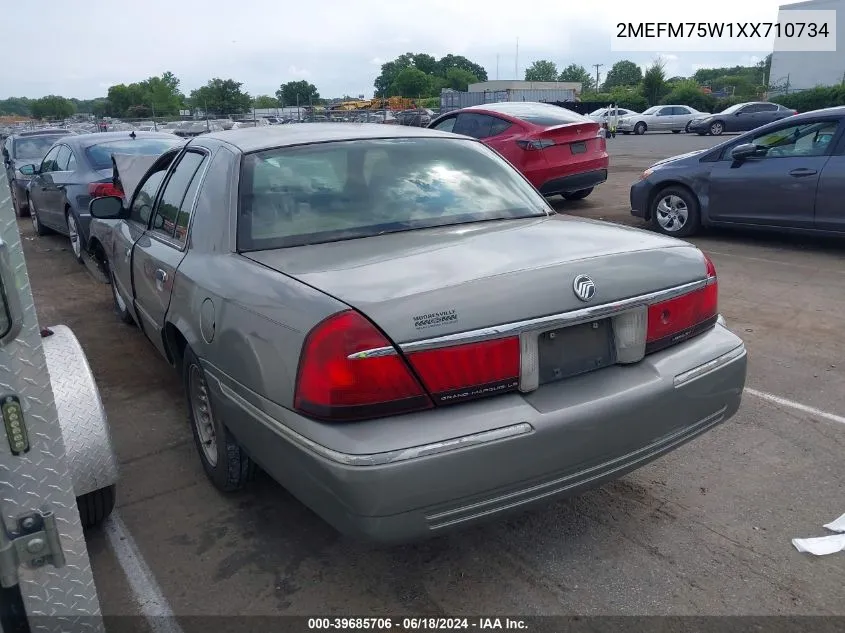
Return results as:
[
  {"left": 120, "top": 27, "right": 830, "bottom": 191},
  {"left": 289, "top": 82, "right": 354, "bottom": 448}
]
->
[{"left": 243, "top": 216, "right": 708, "bottom": 344}]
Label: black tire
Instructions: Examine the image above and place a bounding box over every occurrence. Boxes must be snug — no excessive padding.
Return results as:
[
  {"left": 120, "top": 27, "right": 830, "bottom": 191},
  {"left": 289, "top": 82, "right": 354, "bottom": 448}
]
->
[
  {"left": 66, "top": 209, "right": 85, "bottom": 263},
  {"left": 183, "top": 346, "right": 254, "bottom": 492},
  {"left": 685, "top": 121, "right": 692, "bottom": 133},
  {"left": 709, "top": 121, "right": 725, "bottom": 136},
  {"left": 671, "top": 130, "right": 681, "bottom": 134},
  {"left": 561, "top": 187, "right": 594, "bottom": 201},
  {"left": 11, "top": 186, "right": 28, "bottom": 218},
  {"left": 107, "top": 260, "right": 135, "bottom": 325},
  {"left": 29, "top": 196, "right": 50, "bottom": 236},
  {"left": 649, "top": 186, "right": 701, "bottom": 238},
  {"left": 634, "top": 122, "right": 647, "bottom": 135},
  {"left": 77, "top": 485, "right": 116, "bottom": 529}
]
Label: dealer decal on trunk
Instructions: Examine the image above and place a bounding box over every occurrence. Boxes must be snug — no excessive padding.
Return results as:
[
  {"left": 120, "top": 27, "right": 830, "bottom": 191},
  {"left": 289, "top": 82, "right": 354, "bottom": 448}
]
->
[{"left": 413, "top": 309, "right": 458, "bottom": 330}]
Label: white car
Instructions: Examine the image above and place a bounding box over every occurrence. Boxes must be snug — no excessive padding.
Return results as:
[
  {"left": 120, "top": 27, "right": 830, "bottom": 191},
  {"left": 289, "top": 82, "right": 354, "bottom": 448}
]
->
[
  {"left": 617, "top": 105, "right": 705, "bottom": 135},
  {"left": 588, "top": 107, "right": 639, "bottom": 123}
]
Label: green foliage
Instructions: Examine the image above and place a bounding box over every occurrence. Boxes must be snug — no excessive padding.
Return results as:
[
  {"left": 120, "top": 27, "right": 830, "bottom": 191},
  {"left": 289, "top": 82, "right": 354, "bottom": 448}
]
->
[
  {"left": 603, "top": 60, "right": 643, "bottom": 90},
  {"left": 641, "top": 59, "right": 669, "bottom": 106},
  {"left": 253, "top": 95, "right": 280, "bottom": 108},
  {"left": 390, "top": 67, "right": 432, "bottom": 98},
  {"left": 692, "top": 58, "right": 768, "bottom": 98},
  {"left": 712, "top": 96, "right": 747, "bottom": 112},
  {"left": 524, "top": 60, "right": 558, "bottom": 82},
  {"left": 591, "top": 91, "right": 648, "bottom": 112},
  {"left": 105, "top": 72, "right": 184, "bottom": 117},
  {"left": 419, "top": 97, "right": 440, "bottom": 108},
  {"left": 771, "top": 85, "right": 845, "bottom": 112},
  {"left": 660, "top": 80, "right": 717, "bottom": 112},
  {"left": 0, "top": 97, "right": 32, "bottom": 116},
  {"left": 275, "top": 81, "right": 319, "bottom": 106},
  {"left": 444, "top": 68, "right": 479, "bottom": 91},
  {"left": 30, "top": 95, "right": 76, "bottom": 119},
  {"left": 558, "top": 64, "right": 594, "bottom": 92},
  {"left": 189, "top": 78, "right": 252, "bottom": 115},
  {"left": 373, "top": 53, "right": 487, "bottom": 97}
]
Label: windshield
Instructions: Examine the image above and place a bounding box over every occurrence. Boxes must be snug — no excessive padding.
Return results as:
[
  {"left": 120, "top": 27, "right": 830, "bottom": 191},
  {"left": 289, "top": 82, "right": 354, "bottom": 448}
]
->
[
  {"left": 720, "top": 103, "right": 745, "bottom": 114},
  {"left": 642, "top": 107, "right": 660, "bottom": 115},
  {"left": 85, "top": 138, "right": 183, "bottom": 170},
  {"left": 589, "top": 108, "right": 606, "bottom": 116},
  {"left": 237, "top": 137, "right": 550, "bottom": 250},
  {"left": 13, "top": 135, "right": 62, "bottom": 160}
]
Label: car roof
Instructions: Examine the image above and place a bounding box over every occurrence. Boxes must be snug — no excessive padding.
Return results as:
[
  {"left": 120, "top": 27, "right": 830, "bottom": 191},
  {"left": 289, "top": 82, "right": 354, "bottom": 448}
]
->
[
  {"left": 202, "top": 123, "right": 466, "bottom": 153},
  {"left": 791, "top": 105, "right": 845, "bottom": 118},
  {"left": 12, "top": 128, "right": 71, "bottom": 139},
  {"left": 62, "top": 130, "right": 180, "bottom": 150}
]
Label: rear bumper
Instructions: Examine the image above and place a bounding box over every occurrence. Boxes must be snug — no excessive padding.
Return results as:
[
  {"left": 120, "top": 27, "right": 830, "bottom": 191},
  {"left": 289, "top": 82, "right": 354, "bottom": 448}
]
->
[
  {"left": 538, "top": 168, "right": 608, "bottom": 195},
  {"left": 206, "top": 323, "right": 746, "bottom": 544}
]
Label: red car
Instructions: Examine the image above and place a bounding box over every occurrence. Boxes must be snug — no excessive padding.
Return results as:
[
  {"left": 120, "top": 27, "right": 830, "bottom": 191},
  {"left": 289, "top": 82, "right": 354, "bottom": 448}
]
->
[{"left": 428, "top": 102, "right": 608, "bottom": 200}]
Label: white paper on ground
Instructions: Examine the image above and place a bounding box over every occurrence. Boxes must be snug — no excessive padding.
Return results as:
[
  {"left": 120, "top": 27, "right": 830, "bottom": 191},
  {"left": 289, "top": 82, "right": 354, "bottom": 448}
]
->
[
  {"left": 792, "top": 534, "right": 845, "bottom": 556},
  {"left": 823, "top": 512, "right": 845, "bottom": 533}
]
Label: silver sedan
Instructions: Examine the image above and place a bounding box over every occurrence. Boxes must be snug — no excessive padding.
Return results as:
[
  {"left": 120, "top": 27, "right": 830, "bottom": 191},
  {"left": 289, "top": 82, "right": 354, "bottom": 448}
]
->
[{"left": 87, "top": 124, "right": 747, "bottom": 543}]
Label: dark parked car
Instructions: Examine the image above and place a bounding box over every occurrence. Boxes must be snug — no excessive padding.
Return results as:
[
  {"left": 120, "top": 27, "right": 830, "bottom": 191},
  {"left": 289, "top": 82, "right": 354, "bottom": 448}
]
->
[
  {"left": 687, "top": 102, "right": 796, "bottom": 136},
  {"left": 631, "top": 106, "right": 845, "bottom": 238},
  {"left": 3, "top": 128, "right": 72, "bottom": 216},
  {"left": 19, "top": 131, "right": 183, "bottom": 261},
  {"left": 86, "top": 124, "right": 746, "bottom": 543}
]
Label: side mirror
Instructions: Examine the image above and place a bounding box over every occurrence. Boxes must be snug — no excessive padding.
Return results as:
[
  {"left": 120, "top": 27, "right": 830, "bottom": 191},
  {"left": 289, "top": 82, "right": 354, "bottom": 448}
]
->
[
  {"left": 89, "top": 195, "right": 127, "bottom": 219},
  {"left": 18, "top": 164, "right": 37, "bottom": 176},
  {"left": 730, "top": 143, "right": 762, "bottom": 161}
]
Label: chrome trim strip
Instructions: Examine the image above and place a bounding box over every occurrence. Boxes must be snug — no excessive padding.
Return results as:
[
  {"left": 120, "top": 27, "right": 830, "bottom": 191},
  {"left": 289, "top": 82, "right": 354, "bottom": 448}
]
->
[
  {"left": 211, "top": 375, "right": 534, "bottom": 467},
  {"left": 673, "top": 343, "right": 746, "bottom": 388},
  {"left": 399, "top": 279, "right": 707, "bottom": 353},
  {"left": 347, "top": 346, "right": 397, "bottom": 360}
]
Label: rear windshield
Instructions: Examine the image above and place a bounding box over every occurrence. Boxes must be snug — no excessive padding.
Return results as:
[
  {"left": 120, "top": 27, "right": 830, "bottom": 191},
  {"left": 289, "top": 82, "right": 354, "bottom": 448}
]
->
[
  {"left": 13, "top": 135, "right": 62, "bottom": 160},
  {"left": 237, "top": 137, "right": 549, "bottom": 250},
  {"left": 479, "top": 103, "right": 588, "bottom": 127},
  {"left": 85, "top": 138, "right": 182, "bottom": 170}
]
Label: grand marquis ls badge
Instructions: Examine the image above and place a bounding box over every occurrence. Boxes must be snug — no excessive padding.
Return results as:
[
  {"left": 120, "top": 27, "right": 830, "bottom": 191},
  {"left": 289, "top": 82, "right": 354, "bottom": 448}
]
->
[{"left": 572, "top": 274, "right": 596, "bottom": 302}]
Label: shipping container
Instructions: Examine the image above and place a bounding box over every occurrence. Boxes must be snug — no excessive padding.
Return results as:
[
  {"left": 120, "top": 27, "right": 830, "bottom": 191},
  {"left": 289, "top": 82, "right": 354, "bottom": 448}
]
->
[{"left": 440, "top": 89, "right": 577, "bottom": 113}]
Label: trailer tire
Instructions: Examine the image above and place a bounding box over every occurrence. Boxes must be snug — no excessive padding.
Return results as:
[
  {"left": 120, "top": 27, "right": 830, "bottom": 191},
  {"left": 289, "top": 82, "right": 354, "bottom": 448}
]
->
[{"left": 77, "top": 485, "right": 116, "bottom": 528}]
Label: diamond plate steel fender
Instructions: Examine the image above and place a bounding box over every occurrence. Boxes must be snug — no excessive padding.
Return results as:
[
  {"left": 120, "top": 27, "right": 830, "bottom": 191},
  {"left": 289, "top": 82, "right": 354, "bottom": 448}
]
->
[
  {"left": 41, "top": 325, "right": 118, "bottom": 498},
  {"left": 0, "top": 193, "right": 104, "bottom": 630}
]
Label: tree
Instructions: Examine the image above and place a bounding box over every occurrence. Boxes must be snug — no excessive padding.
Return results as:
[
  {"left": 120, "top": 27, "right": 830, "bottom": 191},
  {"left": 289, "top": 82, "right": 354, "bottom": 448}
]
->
[
  {"left": 275, "top": 80, "right": 320, "bottom": 106},
  {"left": 254, "top": 95, "right": 279, "bottom": 108},
  {"left": 524, "top": 60, "right": 558, "bottom": 82},
  {"left": 30, "top": 95, "right": 76, "bottom": 119},
  {"left": 374, "top": 53, "right": 417, "bottom": 96},
  {"left": 104, "top": 72, "right": 184, "bottom": 118},
  {"left": 190, "top": 78, "right": 252, "bottom": 115},
  {"left": 0, "top": 97, "right": 32, "bottom": 116},
  {"left": 603, "top": 60, "right": 643, "bottom": 90},
  {"left": 390, "top": 67, "right": 432, "bottom": 97},
  {"left": 640, "top": 58, "right": 669, "bottom": 106},
  {"left": 444, "top": 68, "right": 479, "bottom": 91},
  {"left": 558, "top": 63, "right": 594, "bottom": 92},
  {"left": 436, "top": 54, "right": 487, "bottom": 82},
  {"left": 660, "top": 80, "right": 716, "bottom": 112},
  {"left": 373, "top": 53, "right": 488, "bottom": 97},
  {"left": 412, "top": 53, "right": 438, "bottom": 76}
]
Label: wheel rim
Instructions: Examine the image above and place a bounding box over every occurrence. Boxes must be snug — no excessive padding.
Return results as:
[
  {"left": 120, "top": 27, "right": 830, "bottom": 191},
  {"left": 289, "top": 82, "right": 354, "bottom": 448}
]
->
[
  {"left": 655, "top": 195, "right": 689, "bottom": 232},
  {"left": 67, "top": 214, "right": 81, "bottom": 258},
  {"left": 711, "top": 123, "right": 723, "bottom": 135},
  {"left": 30, "top": 204, "right": 38, "bottom": 232},
  {"left": 189, "top": 364, "right": 218, "bottom": 467}
]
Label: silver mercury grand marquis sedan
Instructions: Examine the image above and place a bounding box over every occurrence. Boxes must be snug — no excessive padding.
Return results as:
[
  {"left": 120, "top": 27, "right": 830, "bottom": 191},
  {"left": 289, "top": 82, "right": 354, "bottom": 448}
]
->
[{"left": 87, "top": 124, "right": 747, "bottom": 543}]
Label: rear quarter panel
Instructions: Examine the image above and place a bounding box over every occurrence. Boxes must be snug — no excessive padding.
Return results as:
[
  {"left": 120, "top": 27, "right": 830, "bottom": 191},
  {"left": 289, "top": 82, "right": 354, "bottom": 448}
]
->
[{"left": 166, "top": 142, "right": 349, "bottom": 410}]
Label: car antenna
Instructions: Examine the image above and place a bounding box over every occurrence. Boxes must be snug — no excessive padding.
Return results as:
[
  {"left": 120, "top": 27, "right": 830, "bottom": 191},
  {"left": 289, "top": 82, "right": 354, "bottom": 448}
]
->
[{"left": 130, "top": 130, "right": 136, "bottom": 139}]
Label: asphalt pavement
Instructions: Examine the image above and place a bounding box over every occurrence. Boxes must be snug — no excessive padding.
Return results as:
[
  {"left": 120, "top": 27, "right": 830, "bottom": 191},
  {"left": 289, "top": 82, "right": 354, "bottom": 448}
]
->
[{"left": 15, "top": 130, "right": 845, "bottom": 621}]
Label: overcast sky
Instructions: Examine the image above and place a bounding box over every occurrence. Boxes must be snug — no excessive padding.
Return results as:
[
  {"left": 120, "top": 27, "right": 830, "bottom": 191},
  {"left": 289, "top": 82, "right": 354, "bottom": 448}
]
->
[{"left": 3, "top": 0, "right": 790, "bottom": 99}]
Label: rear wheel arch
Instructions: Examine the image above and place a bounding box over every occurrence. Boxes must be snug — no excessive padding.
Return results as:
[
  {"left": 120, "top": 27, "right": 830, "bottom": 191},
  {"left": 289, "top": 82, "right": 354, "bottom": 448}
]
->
[{"left": 164, "top": 321, "right": 190, "bottom": 369}]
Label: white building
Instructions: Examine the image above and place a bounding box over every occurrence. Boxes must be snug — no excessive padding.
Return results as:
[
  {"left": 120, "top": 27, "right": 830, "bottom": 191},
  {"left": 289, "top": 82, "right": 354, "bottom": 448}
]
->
[
  {"left": 468, "top": 80, "right": 583, "bottom": 95},
  {"left": 768, "top": 0, "right": 845, "bottom": 94}
]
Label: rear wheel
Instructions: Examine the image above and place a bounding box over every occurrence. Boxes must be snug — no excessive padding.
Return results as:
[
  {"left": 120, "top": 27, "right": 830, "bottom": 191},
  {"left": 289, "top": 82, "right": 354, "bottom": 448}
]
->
[
  {"left": 66, "top": 210, "right": 84, "bottom": 263},
  {"left": 650, "top": 186, "right": 701, "bottom": 238},
  {"left": 107, "top": 260, "right": 135, "bottom": 325},
  {"left": 184, "top": 346, "right": 255, "bottom": 492},
  {"left": 77, "top": 485, "right": 116, "bottom": 529},
  {"left": 11, "top": 187, "right": 28, "bottom": 218},
  {"left": 685, "top": 121, "right": 692, "bottom": 133},
  {"left": 561, "top": 188, "right": 594, "bottom": 201},
  {"left": 634, "top": 122, "right": 647, "bottom": 135},
  {"left": 29, "top": 196, "right": 49, "bottom": 236},
  {"left": 709, "top": 121, "right": 725, "bottom": 136}
]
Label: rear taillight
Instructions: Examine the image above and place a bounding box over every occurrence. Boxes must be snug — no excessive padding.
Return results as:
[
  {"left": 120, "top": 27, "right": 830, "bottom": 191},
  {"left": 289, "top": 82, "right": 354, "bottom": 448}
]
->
[
  {"left": 294, "top": 311, "right": 432, "bottom": 421},
  {"left": 645, "top": 254, "right": 718, "bottom": 354},
  {"left": 88, "top": 182, "right": 122, "bottom": 198},
  {"left": 406, "top": 337, "right": 520, "bottom": 405},
  {"left": 517, "top": 139, "right": 555, "bottom": 150}
]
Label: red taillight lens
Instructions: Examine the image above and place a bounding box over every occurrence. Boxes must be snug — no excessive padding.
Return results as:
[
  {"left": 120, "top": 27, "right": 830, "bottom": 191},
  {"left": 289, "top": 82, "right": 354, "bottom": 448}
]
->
[
  {"left": 88, "top": 182, "right": 123, "bottom": 198},
  {"left": 517, "top": 139, "right": 555, "bottom": 151},
  {"left": 406, "top": 337, "right": 520, "bottom": 404},
  {"left": 646, "top": 254, "right": 718, "bottom": 354},
  {"left": 294, "top": 311, "right": 432, "bottom": 421}
]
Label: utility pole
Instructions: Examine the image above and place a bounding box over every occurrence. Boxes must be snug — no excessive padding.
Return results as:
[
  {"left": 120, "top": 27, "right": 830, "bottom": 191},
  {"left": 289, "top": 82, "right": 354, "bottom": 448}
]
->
[
  {"left": 515, "top": 37, "right": 519, "bottom": 79},
  {"left": 593, "top": 64, "right": 604, "bottom": 92}
]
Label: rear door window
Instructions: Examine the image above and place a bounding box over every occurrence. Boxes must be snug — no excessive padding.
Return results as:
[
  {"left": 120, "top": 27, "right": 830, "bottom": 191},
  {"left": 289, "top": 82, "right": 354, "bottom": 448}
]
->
[
  {"left": 55, "top": 146, "right": 72, "bottom": 171},
  {"left": 490, "top": 117, "right": 513, "bottom": 136},
  {"left": 431, "top": 116, "right": 457, "bottom": 133},
  {"left": 150, "top": 151, "right": 206, "bottom": 240},
  {"left": 453, "top": 113, "right": 496, "bottom": 139}
]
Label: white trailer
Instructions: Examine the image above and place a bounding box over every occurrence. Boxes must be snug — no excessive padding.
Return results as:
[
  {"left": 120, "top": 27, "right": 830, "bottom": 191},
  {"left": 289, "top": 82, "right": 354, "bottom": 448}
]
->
[{"left": 0, "top": 190, "right": 119, "bottom": 632}]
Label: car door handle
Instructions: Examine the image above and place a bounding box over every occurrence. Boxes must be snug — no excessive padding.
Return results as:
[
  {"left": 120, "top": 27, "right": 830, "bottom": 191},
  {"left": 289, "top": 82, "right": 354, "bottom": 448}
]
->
[
  {"left": 789, "top": 168, "right": 817, "bottom": 177},
  {"left": 56, "top": 185, "right": 65, "bottom": 191},
  {"left": 155, "top": 269, "right": 168, "bottom": 283}
]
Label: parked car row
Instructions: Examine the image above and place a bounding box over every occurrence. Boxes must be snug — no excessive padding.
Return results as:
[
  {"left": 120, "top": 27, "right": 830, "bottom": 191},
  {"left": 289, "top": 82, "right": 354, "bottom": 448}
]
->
[{"left": 631, "top": 106, "right": 844, "bottom": 238}]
